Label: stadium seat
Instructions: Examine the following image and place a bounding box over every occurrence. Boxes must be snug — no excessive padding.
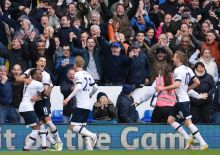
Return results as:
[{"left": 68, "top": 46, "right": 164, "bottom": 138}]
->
[
  {"left": 52, "top": 110, "right": 63, "bottom": 124},
  {"left": 87, "top": 110, "right": 95, "bottom": 123},
  {"left": 141, "top": 110, "right": 153, "bottom": 122}
]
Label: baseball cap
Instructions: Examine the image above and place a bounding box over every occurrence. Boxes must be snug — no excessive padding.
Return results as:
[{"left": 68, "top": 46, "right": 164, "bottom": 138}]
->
[
  {"left": 122, "top": 84, "right": 135, "bottom": 95},
  {"left": 111, "top": 42, "right": 121, "bottom": 48}
]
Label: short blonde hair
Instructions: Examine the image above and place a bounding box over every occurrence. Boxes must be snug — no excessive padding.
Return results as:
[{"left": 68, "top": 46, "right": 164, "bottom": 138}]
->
[
  {"left": 74, "top": 56, "right": 85, "bottom": 68},
  {"left": 175, "top": 50, "right": 186, "bottom": 63}
]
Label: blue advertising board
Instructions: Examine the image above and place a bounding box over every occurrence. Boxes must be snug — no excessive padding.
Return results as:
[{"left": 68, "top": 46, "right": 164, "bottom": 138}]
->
[{"left": 0, "top": 124, "right": 219, "bottom": 150}]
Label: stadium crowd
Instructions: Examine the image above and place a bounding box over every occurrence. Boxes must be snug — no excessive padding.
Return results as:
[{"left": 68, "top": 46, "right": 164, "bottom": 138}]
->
[{"left": 1, "top": 0, "right": 220, "bottom": 126}]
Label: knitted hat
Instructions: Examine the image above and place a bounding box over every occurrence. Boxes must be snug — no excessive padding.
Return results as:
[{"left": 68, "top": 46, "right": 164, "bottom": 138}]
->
[
  {"left": 97, "top": 92, "right": 108, "bottom": 101},
  {"left": 122, "top": 84, "right": 134, "bottom": 95}
]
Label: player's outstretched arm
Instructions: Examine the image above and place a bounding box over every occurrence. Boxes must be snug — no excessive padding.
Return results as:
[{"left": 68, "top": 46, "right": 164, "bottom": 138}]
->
[
  {"left": 15, "top": 74, "right": 32, "bottom": 84},
  {"left": 63, "top": 83, "right": 82, "bottom": 105}
]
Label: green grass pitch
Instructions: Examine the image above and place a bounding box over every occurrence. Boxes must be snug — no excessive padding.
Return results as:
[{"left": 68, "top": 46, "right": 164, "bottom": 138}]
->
[{"left": 0, "top": 150, "right": 218, "bottom": 155}]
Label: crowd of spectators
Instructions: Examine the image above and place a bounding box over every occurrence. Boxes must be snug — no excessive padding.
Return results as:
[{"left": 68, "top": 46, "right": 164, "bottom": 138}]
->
[{"left": 1, "top": 0, "right": 220, "bottom": 124}]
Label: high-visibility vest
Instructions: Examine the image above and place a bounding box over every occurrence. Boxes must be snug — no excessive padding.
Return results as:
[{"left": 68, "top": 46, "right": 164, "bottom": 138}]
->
[{"left": 156, "top": 75, "right": 176, "bottom": 107}]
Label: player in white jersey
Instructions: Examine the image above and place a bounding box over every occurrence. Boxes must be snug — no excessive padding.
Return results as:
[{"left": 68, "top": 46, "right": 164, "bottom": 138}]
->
[
  {"left": 156, "top": 51, "right": 208, "bottom": 150},
  {"left": 17, "top": 56, "right": 62, "bottom": 151},
  {"left": 63, "top": 56, "right": 98, "bottom": 150},
  {"left": 19, "top": 68, "right": 51, "bottom": 151}
]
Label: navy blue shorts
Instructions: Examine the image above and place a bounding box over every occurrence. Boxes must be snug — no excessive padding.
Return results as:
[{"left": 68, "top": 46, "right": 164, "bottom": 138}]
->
[
  {"left": 20, "top": 111, "right": 39, "bottom": 126},
  {"left": 169, "top": 101, "right": 192, "bottom": 121},
  {"left": 34, "top": 98, "right": 51, "bottom": 120},
  {"left": 70, "top": 108, "right": 90, "bottom": 124}
]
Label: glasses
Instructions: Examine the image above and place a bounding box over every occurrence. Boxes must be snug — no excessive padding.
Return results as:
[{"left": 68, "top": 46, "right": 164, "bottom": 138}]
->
[{"left": 63, "top": 49, "right": 70, "bottom": 51}]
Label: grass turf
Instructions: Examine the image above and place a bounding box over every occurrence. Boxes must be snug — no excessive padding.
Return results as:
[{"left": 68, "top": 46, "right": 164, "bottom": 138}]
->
[{"left": 0, "top": 150, "right": 217, "bottom": 155}]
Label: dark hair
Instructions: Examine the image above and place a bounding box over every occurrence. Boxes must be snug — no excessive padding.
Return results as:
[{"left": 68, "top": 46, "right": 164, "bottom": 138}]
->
[
  {"left": 163, "top": 65, "right": 172, "bottom": 94},
  {"left": 80, "top": 30, "right": 89, "bottom": 36},
  {"left": 61, "top": 15, "right": 70, "bottom": 21},
  {"left": 116, "top": 3, "right": 124, "bottom": 10},
  {"left": 29, "top": 68, "right": 39, "bottom": 77},
  {"left": 145, "top": 27, "right": 155, "bottom": 33},
  {"left": 194, "top": 61, "right": 205, "bottom": 70},
  {"left": 36, "top": 56, "right": 46, "bottom": 62},
  {"left": 135, "top": 30, "right": 145, "bottom": 36},
  {"left": 48, "top": 2, "right": 57, "bottom": 10},
  {"left": 68, "top": 2, "right": 77, "bottom": 8}
]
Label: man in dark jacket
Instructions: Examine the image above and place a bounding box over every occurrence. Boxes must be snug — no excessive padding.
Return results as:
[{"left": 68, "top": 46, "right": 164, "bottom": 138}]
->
[
  {"left": 0, "top": 65, "right": 19, "bottom": 124},
  {"left": 29, "top": 36, "right": 56, "bottom": 73},
  {"left": 116, "top": 84, "right": 139, "bottom": 123},
  {"left": 97, "top": 36, "right": 133, "bottom": 85},
  {"left": 127, "top": 41, "right": 150, "bottom": 87},
  {"left": 0, "top": 39, "right": 30, "bottom": 71},
  {"left": 60, "top": 68, "right": 76, "bottom": 123},
  {"left": 9, "top": 64, "right": 24, "bottom": 123}
]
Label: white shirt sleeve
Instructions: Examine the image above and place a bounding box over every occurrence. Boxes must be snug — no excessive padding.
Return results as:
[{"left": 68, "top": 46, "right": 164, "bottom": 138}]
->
[
  {"left": 189, "top": 67, "right": 196, "bottom": 80},
  {"left": 38, "top": 82, "right": 45, "bottom": 93},
  {"left": 139, "top": 81, "right": 156, "bottom": 103},
  {"left": 189, "top": 50, "right": 199, "bottom": 65},
  {"left": 174, "top": 68, "right": 182, "bottom": 81}
]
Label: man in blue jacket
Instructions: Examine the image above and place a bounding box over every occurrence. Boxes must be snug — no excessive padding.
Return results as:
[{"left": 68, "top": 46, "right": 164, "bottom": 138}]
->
[
  {"left": 0, "top": 65, "right": 19, "bottom": 123},
  {"left": 116, "top": 84, "right": 139, "bottom": 123}
]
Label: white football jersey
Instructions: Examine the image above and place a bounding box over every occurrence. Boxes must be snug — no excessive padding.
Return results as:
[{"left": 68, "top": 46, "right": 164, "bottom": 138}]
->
[
  {"left": 25, "top": 69, "right": 53, "bottom": 86},
  {"left": 74, "top": 70, "right": 95, "bottom": 110},
  {"left": 174, "top": 65, "right": 195, "bottom": 102},
  {"left": 19, "top": 80, "right": 44, "bottom": 112}
]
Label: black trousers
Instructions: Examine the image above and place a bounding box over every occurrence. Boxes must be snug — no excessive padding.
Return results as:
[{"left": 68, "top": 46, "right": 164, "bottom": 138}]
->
[{"left": 190, "top": 103, "right": 210, "bottom": 123}]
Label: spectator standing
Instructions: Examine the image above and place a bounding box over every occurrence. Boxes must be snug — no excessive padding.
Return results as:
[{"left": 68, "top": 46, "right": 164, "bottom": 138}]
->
[
  {"left": 55, "top": 44, "right": 75, "bottom": 84},
  {"left": 147, "top": 35, "right": 173, "bottom": 84},
  {"left": 60, "top": 68, "right": 76, "bottom": 123},
  {"left": 190, "top": 62, "right": 215, "bottom": 123},
  {"left": 127, "top": 41, "right": 150, "bottom": 87},
  {"left": 70, "top": 36, "right": 102, "bottom": 85},
  {"left": 0, "top": 65, "right": 19, "bottom": 124},
  {"left": 9, "top": 64, "right": 24, "bottom": 123},
  {"left": 0, "top": 38, "right": 30, "bottom": 71},
  {"left": 97, "top": 34, "right": 133, "bottom": 85},
  {"left": 189, "top": 48, "right": 219, "bottom": 83}
]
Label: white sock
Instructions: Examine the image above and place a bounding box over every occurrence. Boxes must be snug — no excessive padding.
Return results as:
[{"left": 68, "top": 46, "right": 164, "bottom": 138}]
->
[
  {"left": 39, "top": 125, "right": 47, "bottom": 147},
  {"left": 47, "top": 121, "right": 62, "bottom": 143},
  {"left": 24, "top": 130, "right": 39, "bottom": 150},
  {"left": 46, "top": 131, "right": 56, "bottom": 145},
  {"left": 188, "top": 124, "right": 207, "bottom": 146},
  {"left": 171, "top": 122, "right": 190, "bottom": 140},
  {"left": 72, "top": 126, "right": 96, "bottom": 139},
  {"left": 84, "top": 136, "right": 93, "bottom": 151}
]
